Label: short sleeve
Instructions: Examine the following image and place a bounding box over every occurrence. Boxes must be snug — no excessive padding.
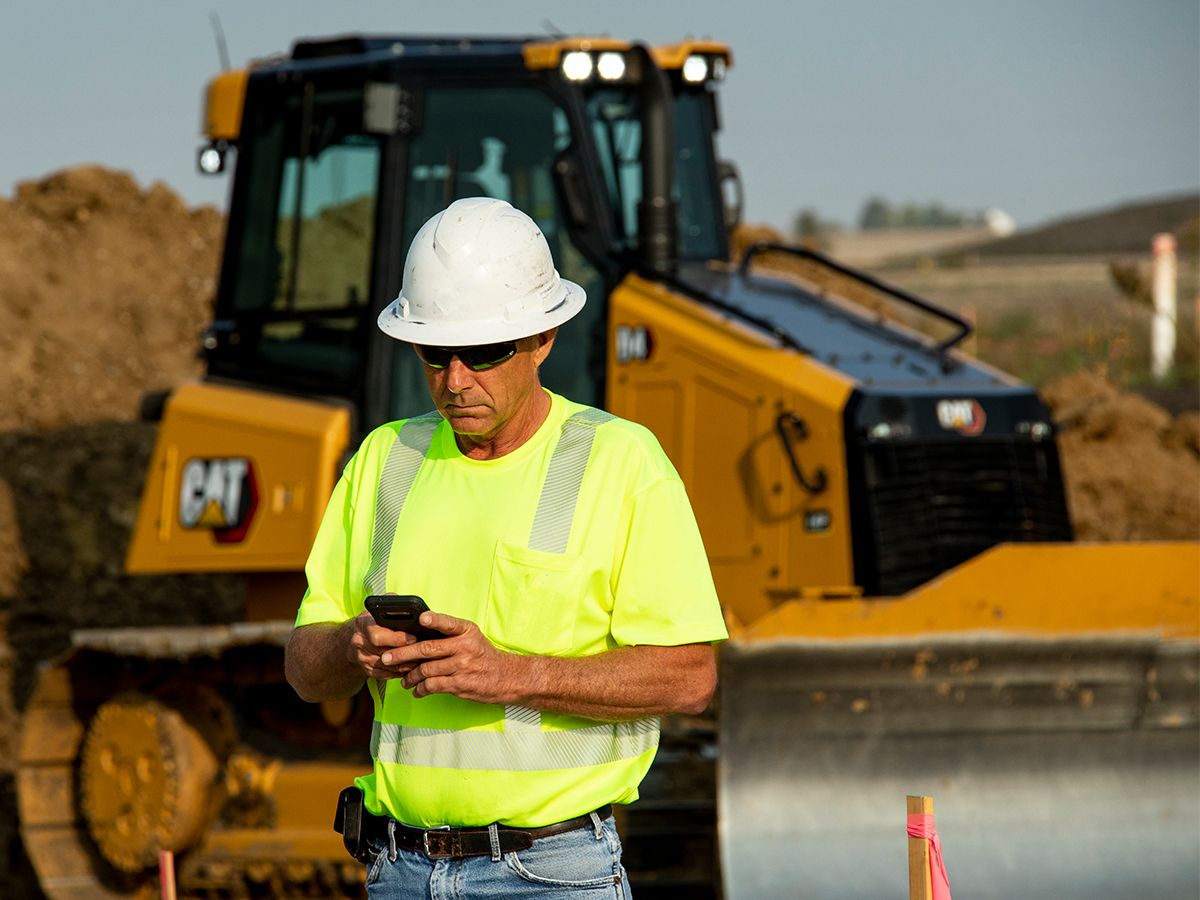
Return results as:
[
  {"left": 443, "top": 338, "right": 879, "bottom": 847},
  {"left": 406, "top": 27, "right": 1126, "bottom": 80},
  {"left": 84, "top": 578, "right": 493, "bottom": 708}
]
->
[
  {"left": 294, "top": 454, "right": 363, "bottom": 627},
  {"left": 609, "top": 477, "right": 728, "bottom": 647}
]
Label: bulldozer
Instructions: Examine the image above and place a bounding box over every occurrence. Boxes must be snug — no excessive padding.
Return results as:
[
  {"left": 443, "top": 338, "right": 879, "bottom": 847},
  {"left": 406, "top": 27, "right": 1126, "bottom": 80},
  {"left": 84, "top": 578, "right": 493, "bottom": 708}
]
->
[{"left": 17, "top": 34, "right": 1198, "bottom": 900}]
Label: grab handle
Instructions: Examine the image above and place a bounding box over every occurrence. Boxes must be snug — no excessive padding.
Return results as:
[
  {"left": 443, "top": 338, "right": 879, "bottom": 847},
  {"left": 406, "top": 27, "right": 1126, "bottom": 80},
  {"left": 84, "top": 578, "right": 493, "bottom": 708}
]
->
[{"left": 775, "top": 412, "right": 828, "bottom": 495}]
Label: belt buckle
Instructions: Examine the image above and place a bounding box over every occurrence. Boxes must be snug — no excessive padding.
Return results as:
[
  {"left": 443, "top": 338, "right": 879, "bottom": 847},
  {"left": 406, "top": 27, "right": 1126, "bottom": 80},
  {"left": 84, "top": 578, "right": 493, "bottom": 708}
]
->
[{"left": 422, "top": 829, "right": 456, "bottom": 859}]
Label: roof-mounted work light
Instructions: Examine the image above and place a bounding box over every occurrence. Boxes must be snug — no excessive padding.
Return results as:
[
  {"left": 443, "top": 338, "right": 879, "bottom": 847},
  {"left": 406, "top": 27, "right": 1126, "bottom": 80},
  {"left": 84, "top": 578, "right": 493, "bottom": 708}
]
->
[
  {"left": 562, "top": 51, "right": 594, "bottom": 81},
  {"left": 596, "top": 51, "right": 626, "bottom": 81},
  {"left": 681, "top": 54, "right": 709, "bottom": 84}
]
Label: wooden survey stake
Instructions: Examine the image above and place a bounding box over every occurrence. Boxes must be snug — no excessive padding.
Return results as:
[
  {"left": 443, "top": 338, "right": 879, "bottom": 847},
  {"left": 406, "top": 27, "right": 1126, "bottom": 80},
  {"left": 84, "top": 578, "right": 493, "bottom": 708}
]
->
[
  {"left": 907, "top": 795, "right": 934, "bottom": 900},
  {"left": 159, "top": 850, "right": 177, "bottom": 900}
]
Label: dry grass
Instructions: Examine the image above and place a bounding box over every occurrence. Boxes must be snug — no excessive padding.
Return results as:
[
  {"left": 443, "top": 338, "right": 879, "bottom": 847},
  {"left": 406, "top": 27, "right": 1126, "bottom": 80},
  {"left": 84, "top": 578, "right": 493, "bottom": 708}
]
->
[{"left": 879, "top": 256, "right": 1200, "bottom": 391}]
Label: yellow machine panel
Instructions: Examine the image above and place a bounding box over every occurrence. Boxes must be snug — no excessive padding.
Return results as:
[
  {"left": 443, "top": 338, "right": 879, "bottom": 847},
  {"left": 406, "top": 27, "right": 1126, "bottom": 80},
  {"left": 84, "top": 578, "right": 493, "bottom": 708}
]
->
[
  {"left": 126, "top": 383, "right": 350, "bottom": 573},
  {"left": 204, "top": 68, "right": 248, "bottom": 141},
  {"left": 607, "top": 273, "right": 859, "bottom": 628}
]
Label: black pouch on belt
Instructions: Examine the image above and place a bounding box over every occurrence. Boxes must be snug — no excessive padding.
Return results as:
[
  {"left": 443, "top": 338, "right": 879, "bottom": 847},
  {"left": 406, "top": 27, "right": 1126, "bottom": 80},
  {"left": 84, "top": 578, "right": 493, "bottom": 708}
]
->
[{"left": 333, "top": 786, "right": 374, "bottom": 864}]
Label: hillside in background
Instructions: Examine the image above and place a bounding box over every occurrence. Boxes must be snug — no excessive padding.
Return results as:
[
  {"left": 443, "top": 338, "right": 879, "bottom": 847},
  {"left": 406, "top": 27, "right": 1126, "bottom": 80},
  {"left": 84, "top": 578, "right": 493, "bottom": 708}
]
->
[
  {"left": 968, "top": 192, "right": 1199, "bottom": 258},
  {"left": 824, "top": 194, "right": 1199, "bottom": 267}
]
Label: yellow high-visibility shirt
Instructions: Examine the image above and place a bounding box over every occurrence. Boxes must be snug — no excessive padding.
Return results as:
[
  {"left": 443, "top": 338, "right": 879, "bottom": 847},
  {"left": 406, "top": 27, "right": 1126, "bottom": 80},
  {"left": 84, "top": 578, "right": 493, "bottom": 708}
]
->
[{"left": 296, "top": 390, "right": 727, "bottom": 827}]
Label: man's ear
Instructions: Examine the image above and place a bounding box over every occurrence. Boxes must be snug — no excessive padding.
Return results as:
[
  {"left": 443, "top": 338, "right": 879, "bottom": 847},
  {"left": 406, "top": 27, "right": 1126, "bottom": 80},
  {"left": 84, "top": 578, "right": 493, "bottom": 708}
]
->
[{"left": 532, "top": 327, "right": 558, "bottom": 367}]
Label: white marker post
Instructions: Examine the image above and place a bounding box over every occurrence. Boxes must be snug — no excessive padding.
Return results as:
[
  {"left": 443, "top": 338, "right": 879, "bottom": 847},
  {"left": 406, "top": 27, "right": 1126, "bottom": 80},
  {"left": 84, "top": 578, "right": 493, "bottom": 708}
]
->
[{"left": 1151, "top": 233, "right": 1177, "bottom": 382}]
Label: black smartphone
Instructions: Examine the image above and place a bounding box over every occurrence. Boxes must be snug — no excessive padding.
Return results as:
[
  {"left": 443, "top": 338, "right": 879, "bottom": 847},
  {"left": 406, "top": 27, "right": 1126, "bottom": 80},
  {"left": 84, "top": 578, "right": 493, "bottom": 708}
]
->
[{"left": 364, "top": 595, "right": 444, "bottom": 641}]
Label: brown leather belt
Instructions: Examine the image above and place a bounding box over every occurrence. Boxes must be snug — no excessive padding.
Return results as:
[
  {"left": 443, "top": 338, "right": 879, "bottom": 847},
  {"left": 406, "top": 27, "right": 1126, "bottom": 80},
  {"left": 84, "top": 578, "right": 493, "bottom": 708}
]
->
[{"left": 373, "top": 805, "right": 612, "bottom": 859}]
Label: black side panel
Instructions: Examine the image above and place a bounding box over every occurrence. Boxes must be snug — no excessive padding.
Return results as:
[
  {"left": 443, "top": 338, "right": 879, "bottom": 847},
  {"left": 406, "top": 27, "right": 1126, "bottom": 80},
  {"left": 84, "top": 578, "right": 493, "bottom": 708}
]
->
[{"left": 844, "top": 389, "right": 1073, "bottom": 596}]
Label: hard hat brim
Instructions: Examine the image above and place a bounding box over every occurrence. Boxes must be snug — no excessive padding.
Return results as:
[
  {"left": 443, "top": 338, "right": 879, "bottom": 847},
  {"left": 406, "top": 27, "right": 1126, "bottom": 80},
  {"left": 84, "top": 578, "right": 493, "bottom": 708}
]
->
[{"left": 377, "top": 278, "right": 586, "bottom": 347}]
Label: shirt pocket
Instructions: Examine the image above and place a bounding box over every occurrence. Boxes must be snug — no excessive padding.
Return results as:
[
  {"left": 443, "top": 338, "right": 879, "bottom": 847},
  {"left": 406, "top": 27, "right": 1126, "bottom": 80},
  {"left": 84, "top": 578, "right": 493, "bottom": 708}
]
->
[{"left": 486, "top": 541, "right": 590, "bottom": 656}]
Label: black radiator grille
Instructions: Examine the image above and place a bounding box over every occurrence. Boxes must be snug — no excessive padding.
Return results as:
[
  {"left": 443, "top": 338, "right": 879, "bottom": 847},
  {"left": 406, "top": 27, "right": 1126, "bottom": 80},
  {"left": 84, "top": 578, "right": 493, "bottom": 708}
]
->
[{"left": 852, "top": 438, "right": 1072, "bottom": 596}]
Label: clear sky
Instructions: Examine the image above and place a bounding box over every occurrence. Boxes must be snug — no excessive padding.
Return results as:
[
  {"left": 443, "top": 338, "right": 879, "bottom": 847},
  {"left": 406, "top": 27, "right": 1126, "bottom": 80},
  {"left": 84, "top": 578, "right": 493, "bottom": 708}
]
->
[{"left": 3, "top": 0, "right": 1196, "bottom": 232}]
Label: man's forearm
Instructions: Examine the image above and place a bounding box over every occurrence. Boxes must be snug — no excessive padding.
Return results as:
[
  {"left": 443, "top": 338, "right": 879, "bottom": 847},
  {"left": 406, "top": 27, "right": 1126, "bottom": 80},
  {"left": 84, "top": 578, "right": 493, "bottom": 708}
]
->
[
  {"left": 513, "top": 644, "right": 716, "bottom": 722},
  {"left": 391, "top": 613, "right": 718, "bottom": 719},
  {"left": 285, "top": 620, "right": 365, "bottom": 702}
]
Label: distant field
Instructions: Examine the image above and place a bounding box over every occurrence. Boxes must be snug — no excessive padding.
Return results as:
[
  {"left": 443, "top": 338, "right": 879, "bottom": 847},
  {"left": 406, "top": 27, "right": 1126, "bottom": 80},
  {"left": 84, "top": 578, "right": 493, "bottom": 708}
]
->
[
  {"left": 796, "top": 194, "right": 1200, "bottom": 395},
  {"left": 824, "top": 227, "right": 996, "bottom": 267},
  {"left": 877, "top": 255, "right": 1199, "bottom": 394}
]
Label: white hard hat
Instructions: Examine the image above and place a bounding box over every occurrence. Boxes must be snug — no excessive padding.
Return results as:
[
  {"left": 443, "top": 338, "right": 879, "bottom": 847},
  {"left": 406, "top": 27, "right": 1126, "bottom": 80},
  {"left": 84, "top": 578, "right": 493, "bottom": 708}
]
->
[{"left": 377, "top": 197, "right": 586, "bottom": 346}]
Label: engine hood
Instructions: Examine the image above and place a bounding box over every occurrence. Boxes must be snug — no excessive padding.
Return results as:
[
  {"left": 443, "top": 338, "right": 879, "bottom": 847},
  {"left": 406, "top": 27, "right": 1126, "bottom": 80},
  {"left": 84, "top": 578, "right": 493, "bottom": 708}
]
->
[{"left": 673, "top": 260, "right": 1020, "bottom": 395}]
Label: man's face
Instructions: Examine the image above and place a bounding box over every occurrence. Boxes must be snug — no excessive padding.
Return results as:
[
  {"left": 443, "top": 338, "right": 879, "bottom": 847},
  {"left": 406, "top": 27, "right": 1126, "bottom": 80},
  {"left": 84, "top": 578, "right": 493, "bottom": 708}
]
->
[{"left": 415, "top": 330, "right": 556, "bottom": 441}]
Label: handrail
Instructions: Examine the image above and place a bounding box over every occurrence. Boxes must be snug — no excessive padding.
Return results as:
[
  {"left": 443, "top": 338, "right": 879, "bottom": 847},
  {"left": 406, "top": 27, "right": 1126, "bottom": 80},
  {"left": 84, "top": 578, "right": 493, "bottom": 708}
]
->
[
  {"left": 738, "top": 241, "right": 973, "bottom": 353},
  {"left": 775, "top": 412, "right": 827, "bottom": 495}
]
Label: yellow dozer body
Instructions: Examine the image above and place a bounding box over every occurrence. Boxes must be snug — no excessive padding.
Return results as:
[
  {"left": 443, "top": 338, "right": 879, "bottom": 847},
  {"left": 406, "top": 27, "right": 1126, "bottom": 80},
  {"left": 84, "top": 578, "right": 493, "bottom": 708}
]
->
[{"left": 17, "top": 33, "right": 1198, "bottom": 900}]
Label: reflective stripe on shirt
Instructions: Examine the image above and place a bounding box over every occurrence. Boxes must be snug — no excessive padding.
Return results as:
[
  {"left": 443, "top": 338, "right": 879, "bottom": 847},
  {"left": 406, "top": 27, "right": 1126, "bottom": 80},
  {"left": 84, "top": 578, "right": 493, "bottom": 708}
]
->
[
  {"left": 527, "top": 407, "right": 614, "bottom": 553},
  {"left": 363, "top": 413, "right": 440, "bottom": 596},
  {"left": 370, "top": 717, "right": 659, "bottom": 771}
]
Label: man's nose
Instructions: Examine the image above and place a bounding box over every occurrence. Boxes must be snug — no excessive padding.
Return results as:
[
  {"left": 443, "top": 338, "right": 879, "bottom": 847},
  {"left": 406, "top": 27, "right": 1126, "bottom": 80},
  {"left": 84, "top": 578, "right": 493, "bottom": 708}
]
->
[{"left": 445, "top": 357, "right": 473, "bottom": 393}]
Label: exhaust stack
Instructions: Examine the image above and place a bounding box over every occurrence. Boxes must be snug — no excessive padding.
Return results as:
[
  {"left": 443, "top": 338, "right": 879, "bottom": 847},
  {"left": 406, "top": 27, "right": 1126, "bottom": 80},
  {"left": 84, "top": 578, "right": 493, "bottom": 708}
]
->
[{"left": 632, "top": 44, "right": 677, "bottom": 276}]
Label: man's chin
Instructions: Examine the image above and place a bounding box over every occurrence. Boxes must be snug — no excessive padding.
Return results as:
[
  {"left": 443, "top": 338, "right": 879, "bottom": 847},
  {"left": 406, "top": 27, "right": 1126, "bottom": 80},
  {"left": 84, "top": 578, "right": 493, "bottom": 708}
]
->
[{"left": 444, "top": 410, "right": 493, "bottom": 435}]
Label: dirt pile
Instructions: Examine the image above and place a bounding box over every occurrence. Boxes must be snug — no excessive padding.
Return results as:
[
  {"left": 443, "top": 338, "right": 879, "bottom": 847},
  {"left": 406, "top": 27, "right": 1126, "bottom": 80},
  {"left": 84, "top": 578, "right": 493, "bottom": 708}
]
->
[
  {"left": 0, "top": 165, "right": 244, "bottom": 689},
  {"left": 0, "top": 424, "right": 244, "bottom": 699},
  {"left": 0, "top": 169, "right": 235, "bottom": 895},
  {"left": 0, "top": 166, "right": 236, "bottom": 672},
  {"left": 0, "top": 165, "right": 222, "bottom": 432},
  {"left": 1042, "top": 370, "right": 1200, "bottom": 541}
]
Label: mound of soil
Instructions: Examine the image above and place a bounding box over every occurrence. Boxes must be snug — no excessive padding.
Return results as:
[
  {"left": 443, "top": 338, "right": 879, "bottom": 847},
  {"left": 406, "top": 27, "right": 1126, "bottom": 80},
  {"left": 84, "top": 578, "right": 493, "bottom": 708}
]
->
[
  {"left": 0, "top": 168, "right": 232, "bottom": 895},
  {"left": 0, "top": 165, "right": 222, "bottom": 432},
  {"left": 1042, "top": 370, "right": 1200, "bottom": 541},
  {"left": 0, "top": 424, "right": 244, "bottom": 699}
]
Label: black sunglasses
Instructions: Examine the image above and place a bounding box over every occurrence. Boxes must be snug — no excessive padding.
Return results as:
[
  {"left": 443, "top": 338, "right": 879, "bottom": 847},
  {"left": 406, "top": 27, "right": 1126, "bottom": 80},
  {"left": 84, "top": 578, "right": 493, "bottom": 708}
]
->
[{"left": 414, "top": 340, "right": 519, "bottom": 372}]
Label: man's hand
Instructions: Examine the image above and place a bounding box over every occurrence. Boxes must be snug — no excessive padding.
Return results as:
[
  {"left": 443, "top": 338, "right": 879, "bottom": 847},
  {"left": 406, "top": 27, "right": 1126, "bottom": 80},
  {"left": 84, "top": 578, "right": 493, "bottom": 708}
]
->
[
  {"left": 386, "top": 612, "right": 526, "bottom": 704},
  {"left": 348, "top": 611, "right": 420, "bottom": 679}
]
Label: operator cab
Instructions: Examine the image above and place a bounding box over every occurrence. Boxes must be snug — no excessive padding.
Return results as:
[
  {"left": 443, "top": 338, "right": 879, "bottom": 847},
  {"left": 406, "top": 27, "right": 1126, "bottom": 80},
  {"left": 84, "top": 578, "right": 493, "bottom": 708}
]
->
[{"left": 199, "top": 36, "right": 733, "bottom": 432}]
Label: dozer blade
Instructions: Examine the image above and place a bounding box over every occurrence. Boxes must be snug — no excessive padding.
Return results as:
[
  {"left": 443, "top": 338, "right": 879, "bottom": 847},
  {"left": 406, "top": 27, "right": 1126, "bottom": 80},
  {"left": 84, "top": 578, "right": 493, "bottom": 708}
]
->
[
  {"left": 718, "top": 635, "right": 1199, "bottom": 900},
  {"left": 718, "top": 543, "right": 1200, "bottom": 899}
]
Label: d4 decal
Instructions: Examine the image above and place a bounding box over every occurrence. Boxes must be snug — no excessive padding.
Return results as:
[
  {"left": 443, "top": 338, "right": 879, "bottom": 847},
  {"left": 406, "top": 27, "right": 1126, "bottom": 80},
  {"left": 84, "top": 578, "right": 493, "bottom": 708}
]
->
[
  {"left": 179, "top": 457, "right": 259, "bottom": 543},
  {"left": 615, "top": 325, "right": 652, "bottom": 364}
]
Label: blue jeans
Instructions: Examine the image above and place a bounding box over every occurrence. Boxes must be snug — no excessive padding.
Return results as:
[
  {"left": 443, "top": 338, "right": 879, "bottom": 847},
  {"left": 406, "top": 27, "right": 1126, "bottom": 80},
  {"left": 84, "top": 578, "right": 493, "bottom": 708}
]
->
[{"left": 364, "top": 813, "right": 633, "bottom": 899}]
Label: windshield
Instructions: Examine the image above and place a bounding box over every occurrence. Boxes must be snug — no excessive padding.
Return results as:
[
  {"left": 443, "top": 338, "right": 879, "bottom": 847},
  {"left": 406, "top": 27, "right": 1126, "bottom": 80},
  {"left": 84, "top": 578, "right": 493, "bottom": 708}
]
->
[{"left": 584, "top": 87, "right": 725, "bottom": 261}]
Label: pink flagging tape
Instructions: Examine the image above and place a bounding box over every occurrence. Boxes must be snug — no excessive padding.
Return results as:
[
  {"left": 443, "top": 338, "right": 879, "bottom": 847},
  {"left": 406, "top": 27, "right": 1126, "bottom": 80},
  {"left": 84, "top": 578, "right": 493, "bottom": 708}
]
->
[{"left": 907, "top": 813, "right": 952, "bottom": 900}]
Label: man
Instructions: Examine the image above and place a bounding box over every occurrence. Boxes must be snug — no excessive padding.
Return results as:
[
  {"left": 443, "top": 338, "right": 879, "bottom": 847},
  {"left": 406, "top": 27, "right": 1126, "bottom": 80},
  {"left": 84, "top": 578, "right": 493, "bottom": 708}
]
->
[{"left": 285, "top": 197, "right": 727, "bottom": 897}]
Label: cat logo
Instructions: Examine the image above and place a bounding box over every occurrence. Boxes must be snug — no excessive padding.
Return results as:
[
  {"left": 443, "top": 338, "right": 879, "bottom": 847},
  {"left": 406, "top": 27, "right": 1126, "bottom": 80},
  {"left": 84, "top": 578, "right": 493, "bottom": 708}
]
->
[
  {"left": 178, "top": 457, "right": 259, "bottom": 543},
  {"left": 936, "top": 399, "right": 986, "bottom": 436}
]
